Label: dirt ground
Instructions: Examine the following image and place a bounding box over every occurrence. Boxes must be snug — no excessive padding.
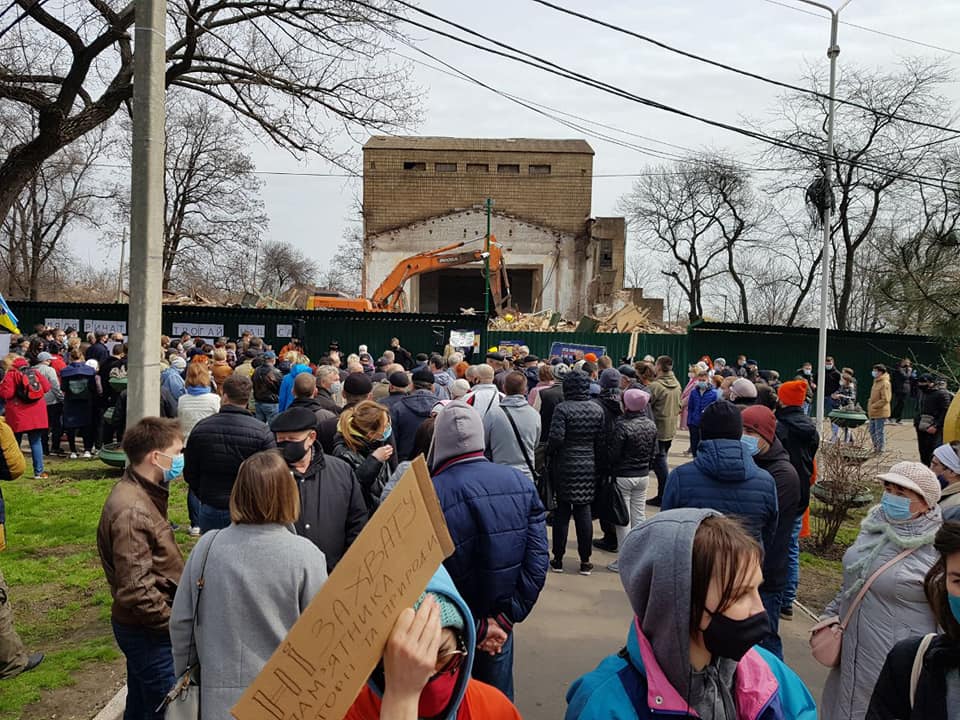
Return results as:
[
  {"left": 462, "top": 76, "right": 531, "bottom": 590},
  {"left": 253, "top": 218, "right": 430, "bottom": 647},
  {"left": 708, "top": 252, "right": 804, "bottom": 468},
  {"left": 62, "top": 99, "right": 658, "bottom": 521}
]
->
[{"left": 20, "top": 658, "right": 126, "bottom": 720}]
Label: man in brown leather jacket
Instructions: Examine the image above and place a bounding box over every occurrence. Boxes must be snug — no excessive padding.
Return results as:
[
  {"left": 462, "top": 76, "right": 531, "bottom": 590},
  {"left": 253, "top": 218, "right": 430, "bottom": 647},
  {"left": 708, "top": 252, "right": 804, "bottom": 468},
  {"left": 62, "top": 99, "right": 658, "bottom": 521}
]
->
[{"left": 97, "top": 417, "right": 184, "bottom": 719}]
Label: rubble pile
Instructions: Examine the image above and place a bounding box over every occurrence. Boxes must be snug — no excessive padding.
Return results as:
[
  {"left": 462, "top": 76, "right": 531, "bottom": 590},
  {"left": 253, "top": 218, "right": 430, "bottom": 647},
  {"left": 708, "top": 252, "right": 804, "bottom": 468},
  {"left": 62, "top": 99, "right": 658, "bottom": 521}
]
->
[{"left": 487, "top": 303, "right": 678, "bottom": 334}]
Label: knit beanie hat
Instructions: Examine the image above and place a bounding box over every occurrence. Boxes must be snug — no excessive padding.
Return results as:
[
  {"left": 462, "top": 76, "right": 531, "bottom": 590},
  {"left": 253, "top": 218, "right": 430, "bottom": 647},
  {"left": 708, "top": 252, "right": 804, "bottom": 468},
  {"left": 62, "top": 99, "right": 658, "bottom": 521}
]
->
[
  {"left": 623, "top": 388, "right": 650, "bottom": 414},
  {"left": 878, "top": 461, "right": 942, "bottom": 510},
  {"left": 730, "top": 378, "right": 758, "bottom": 400},
  {"left": 699, "top": 400, "right": 743, "bottom": 441},
  {"left": 600, "top": 367, "right": 622, "bottom": 390},
  {"left": 415, "top": 591, "right": 465, "bottom": 632},
  {"left": 778, "top": 379, "right": 808, "bottom": 408},
  {"left": 741, "top": 405, "right": 777, "bottom": 445}
]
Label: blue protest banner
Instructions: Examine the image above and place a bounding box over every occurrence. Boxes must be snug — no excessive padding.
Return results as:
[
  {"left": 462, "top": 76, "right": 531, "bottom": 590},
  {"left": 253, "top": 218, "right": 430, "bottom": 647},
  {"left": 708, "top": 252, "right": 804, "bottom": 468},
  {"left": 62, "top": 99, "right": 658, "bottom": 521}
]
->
[{"left": 548, "top": 341, "right": 607, "bottom": 364}]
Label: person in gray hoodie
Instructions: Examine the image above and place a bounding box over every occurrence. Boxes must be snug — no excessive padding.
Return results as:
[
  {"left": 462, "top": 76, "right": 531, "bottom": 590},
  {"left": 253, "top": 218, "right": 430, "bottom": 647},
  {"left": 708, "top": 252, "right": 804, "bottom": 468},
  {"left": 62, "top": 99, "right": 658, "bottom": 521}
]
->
[
  {"left": 484, "top": 371, "right": 541, "bottom": 482},
  {"left": 431, "top": 354, "right": 455, "bottom": 400}
]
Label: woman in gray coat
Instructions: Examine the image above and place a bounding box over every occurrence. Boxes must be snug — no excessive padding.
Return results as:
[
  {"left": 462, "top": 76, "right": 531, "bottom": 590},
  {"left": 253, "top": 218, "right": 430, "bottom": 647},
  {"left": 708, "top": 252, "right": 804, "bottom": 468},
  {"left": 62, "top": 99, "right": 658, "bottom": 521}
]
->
[
  {"left": 820, "top": 461, "right": 943, "bottom": 720},
  {"left": 170, "top": 450, "right": 327, "bottom": 719}
]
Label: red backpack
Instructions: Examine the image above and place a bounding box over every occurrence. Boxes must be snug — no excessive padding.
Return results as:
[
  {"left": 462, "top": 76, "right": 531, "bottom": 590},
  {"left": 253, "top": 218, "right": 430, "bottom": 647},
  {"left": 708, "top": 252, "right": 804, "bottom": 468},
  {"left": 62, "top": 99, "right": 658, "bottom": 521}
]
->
[{"left": 14, "top": 367, "right": 44, "bottom": 403}]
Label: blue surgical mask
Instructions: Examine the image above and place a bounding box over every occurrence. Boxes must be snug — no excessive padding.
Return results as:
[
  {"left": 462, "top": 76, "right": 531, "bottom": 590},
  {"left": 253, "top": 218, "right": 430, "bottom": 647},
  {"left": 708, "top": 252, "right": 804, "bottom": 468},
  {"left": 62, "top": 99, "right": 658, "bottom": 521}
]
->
[
  {"left": 825, "top": 364, "right": 834, "bottom": 370},
  {"left": 697, "top": 381, "right": 709, "bottom": 391},
  {"left": 871, "top": 370, "right": 879, "bottom": 378},
  {"left": 159, "top": 452, "right": 185, "bottom": 484},
  {"left": 381, "top": 425, "right": 393, "bottom": 442},
  {"left": 330, "top": 381, "right": 343, "bottom": 395},
  {"left": 881, "top": 491, "right": 913, "bottom": 521},
  {"left": 949, "top": 594, "right": 960, "bottom": 625},
  {"left": 740, "top": 434, "right": 760, "bottom": 456}
]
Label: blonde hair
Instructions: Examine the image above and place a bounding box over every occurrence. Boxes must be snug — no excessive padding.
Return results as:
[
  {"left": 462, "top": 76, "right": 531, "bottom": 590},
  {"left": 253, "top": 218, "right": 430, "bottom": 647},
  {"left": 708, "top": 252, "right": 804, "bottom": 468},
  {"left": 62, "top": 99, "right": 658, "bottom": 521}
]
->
[
  {"left": 213, "top": 348, "right": 227, "bottom": 362},
  {"left": 185, "top": 362, "right": 210, "bottom": 388},
  {"left": 230, "top": 450, "right": 300, "bottom": 525},
  {"left": 338, "top": 400, "right": 389, "bottom": 452}
]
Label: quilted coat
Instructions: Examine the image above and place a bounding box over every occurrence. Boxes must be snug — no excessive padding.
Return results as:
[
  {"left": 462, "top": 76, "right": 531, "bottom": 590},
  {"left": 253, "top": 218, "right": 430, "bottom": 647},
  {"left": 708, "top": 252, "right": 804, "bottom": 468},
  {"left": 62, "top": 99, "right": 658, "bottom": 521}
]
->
[
  {"left": 661, "top": 438, "right": 778, "bottom": 553},
  {"left": 547, "top": 372, "right": 605, "bottom": 505}
]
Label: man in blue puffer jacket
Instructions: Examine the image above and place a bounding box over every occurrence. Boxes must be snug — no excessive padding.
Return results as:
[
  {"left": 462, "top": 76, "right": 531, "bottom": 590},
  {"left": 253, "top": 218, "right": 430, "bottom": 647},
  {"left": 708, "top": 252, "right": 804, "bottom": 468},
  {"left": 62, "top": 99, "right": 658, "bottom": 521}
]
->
[
  {"left": 429, "top": 399, "right": 549, "bottom": 702},
  {"left": 662, "top": 400, "right": 778, "bottom": 553}
]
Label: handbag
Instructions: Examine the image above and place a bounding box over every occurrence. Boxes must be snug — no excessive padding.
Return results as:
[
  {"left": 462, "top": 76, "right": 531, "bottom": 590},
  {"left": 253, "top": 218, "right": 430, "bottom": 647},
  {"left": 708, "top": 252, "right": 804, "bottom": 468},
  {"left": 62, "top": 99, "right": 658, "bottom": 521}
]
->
[
  {"left": 597, "top": 476, "right": 629, "bottom": 527},
  {"left": 159, "top": 530, "right": 220, "bottom": 718},
  {"left": 501, "top": 406, "right": 556, "bottom": 511},
  {"left": 809, "top": 547, "right": 916, "bottom": 668},
  {"left": 917, "top": 414, "right": 935, "bottom": 432}
]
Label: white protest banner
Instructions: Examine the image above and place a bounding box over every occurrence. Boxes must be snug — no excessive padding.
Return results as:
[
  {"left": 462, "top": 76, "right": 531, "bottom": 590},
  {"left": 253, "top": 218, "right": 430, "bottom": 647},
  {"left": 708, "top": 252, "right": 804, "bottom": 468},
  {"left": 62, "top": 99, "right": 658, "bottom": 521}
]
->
[
  {"left": 237, "top": 324, "right": 265, "bottom": 338},
  {"left": 171, "top": 322, "right": 224, "bottom": 338},
  {"left": 0, "top": 334, "right": 10, "bottom": 356},
  {"left": 276, "top": 324, "right": 293, "bottom": 338},
  {"left": 232, "top": 456, "right": 454, "bottom": 720},
  {"left": 44, "top": 318, "right": 80, "bottom": 331},
  {"left": 448, "top": 330, "right": 476, "bottom": 348},
  {"left": 83, "top": 319, "right": 127, "bottom": 335}
]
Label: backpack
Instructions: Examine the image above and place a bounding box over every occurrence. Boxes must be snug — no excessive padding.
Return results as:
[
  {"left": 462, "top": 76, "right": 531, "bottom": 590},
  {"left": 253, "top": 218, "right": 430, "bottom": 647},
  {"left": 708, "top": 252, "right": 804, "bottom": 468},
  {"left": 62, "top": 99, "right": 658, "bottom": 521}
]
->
[{"left": 14, "top": 367, "right": 44, "bottom": 403}]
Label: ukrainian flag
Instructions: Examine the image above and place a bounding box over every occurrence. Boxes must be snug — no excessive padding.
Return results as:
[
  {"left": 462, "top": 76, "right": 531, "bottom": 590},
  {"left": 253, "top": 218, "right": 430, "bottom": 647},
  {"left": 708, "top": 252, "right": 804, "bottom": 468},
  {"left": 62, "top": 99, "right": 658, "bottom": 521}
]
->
[{"left": 0, "top": 293, "right": 20, "bottom": 334}]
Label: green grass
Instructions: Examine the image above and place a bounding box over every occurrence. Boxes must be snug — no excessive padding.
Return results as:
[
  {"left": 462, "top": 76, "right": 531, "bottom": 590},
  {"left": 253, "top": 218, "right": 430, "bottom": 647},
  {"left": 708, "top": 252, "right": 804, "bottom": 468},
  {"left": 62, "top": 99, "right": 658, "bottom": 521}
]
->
[
  {"left": 1, "top": 457, "right": 195, "bottom": 720},
  {"left": 799, "top": 550, "right": 842, "bottom": 573}
]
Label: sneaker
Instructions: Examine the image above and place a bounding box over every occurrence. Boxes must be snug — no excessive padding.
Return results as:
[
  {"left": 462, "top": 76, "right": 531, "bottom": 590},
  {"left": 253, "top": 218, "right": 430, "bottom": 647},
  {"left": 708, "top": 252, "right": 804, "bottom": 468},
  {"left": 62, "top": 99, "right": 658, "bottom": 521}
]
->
[
  {"left": 69, "top": 452, "right": 78, "bottom": 459},
  {"left": 188, "top": 526, "right": 201, "bottom": 538},
  {"left": 82, "top": 451, "right": 92, "bottom": 459},
  {"left": 607, "top": 561, "right": 619, "bottom": 573},
  {"left": 579, "top": 562, "right": 593, "bottom": 576},
  {"left": 592, "top": 538, "right": 618, "bottom": 553},
  {"left": 549, "top": 559, "right": 564, "bottom": 573},
  {"left": 33, "top": 472, "right": 49, "bottom": 480},
  {"left": 780, "top": 604, "right": 794, "bottom": 621}
]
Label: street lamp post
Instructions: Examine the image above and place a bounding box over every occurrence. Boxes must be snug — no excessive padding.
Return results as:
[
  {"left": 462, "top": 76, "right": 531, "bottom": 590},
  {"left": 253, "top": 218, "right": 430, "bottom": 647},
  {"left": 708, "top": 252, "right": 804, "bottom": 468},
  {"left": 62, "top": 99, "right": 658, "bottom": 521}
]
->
[{"left": 795, "top": 0, "right": 855, "bottom": 431}]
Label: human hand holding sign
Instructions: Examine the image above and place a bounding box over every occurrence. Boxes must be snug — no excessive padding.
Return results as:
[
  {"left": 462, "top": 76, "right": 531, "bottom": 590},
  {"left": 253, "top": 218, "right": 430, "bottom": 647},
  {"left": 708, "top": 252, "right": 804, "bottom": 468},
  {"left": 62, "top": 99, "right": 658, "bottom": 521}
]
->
[{"left": 381, "top": 596, "right": 442, "bottom": 720}]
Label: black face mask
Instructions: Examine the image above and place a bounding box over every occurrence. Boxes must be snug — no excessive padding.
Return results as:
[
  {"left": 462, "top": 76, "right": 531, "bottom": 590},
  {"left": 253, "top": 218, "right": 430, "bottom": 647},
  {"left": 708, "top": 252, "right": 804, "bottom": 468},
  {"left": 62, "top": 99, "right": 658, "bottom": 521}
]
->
[
  {"left": 701, "top": 609, "right": 769, "bottom": 662},
  {"left": 278, "top": 439, "right": 310, "bottom": 464}
]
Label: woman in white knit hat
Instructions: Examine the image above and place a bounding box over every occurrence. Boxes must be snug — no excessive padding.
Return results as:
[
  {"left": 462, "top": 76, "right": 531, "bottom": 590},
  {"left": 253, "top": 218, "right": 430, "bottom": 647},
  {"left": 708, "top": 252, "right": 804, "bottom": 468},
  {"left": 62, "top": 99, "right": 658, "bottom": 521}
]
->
[{"left": 931, "top": 442, "right": 960, "bottom": 521}]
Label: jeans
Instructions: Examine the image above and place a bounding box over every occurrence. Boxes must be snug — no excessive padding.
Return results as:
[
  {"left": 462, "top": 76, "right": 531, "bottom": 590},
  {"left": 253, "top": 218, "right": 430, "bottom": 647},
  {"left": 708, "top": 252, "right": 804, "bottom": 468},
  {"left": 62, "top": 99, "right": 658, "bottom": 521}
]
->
[
  {"left": 552, "top": 502, "right": 593, "bottom": 563},
  {"left": 43, "top": 403, "right": 63, "bottom": 454},
  {"left": 782, "top": 516, "right": 804, "bottom": 608},
  {"left": 614, "top": 475, "right": 648, "bottom": 547},
  {"left": 688, "top": 425, "right": 702, "bottom": 457},
  {"left": 15, "top": 431, "right": 44, "bottom": 475},
  {"left": 473, "top": 630, "right": 515, "bottom": 701},
  {"left": 255, "top": 401, "right": 279, "bottom": 424},
  {"left": 186, "top": 490, "right": 201, "bottom": 529},
  {"left": 197, "top": 502, "right": 231, "bottom": 533},
  {"left": 759, "top": 589, "right": 784, "bottom": 659},
  {"left": 111, "top": 620, "right": 175, "bottom": 719},
  {"left": 651, "top": 440, "right": 672, "bottom": 498},
  {"left": 869, "top": 417, "right": 886, "bottom": 452}
]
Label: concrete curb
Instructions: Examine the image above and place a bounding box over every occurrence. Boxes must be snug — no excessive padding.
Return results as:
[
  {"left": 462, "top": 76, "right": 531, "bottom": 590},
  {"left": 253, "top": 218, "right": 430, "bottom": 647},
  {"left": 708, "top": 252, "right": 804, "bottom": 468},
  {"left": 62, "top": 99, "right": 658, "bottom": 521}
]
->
[{"left": 92, "top": 686, "right": 125, "bottom": 720}]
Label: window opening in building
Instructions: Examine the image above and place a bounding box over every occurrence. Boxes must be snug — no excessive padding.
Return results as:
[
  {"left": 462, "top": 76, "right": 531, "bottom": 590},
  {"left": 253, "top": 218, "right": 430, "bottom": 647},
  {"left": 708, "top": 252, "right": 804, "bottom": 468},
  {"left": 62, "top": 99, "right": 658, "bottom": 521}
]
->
[
  {"left": 466, "top": 163, "right": 489, "bottom": 173},
  {"left": 599, "top": 239, "right": 614, "bottom": 270},
  {"left": 403, "top": 161, "right": 426, "bottom": 171},
  {"left": 497, "top": 164, "right": 520, "bottom": 174},
  {"left": 435, "top": 162, "right": 457, "bottom": 173},
  {"left": 529, "top": 164, "right": 551, "bottom": 175}
]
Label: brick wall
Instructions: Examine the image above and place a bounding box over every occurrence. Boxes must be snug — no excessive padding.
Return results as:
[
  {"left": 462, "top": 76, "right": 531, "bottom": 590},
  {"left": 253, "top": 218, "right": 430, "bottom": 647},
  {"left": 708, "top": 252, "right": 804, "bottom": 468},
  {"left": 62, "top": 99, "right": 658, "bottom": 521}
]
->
[{"left": 362, "top": 147, "right": 593, "bottom": 237}]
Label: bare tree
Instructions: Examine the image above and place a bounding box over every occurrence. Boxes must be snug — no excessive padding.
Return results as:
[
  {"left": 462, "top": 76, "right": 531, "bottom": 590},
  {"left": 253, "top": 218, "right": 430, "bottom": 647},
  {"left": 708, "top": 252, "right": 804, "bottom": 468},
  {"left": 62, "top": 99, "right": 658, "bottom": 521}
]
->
[
  {"left": 258, "top": 240, "right": 317, "bottom": 297},
  {"left": 619, "top": 153, "right": 757, "bottom": 323},
  {"left": 318, "top": 226, "right": 363, "bottom": 296},
  {"left": 0, "top": 0, "right": 418, "bottom": 227},
  {"left": 763, "top": 58, "right": 956, "bottom": 330},
  {"left": 0, "top": 121, "right": 110, "bottom": 299}
]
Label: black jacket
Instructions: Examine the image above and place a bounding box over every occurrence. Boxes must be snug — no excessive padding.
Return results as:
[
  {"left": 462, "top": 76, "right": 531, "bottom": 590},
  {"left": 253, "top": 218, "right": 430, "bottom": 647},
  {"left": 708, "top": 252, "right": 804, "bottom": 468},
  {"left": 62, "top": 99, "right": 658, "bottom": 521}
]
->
[
  {"left": 593, "top": 391, "right": 622, "bottom": 478},
  {"left": 537, "top": 383, "right": 564, "bottom": 444},
  {"left": 183, "top": 404, "right": 276, "bottom": 508},
  {"left": 289, "top": 396, "right": 336, "bottom": 427},
  {"left": 608, "top": 411, "right": 658, "bottom": 477},
  {"left": 389, "top": 390, "right": 436, "bottom": 461},
  {"left": 252, "top": 364, "right": 282, "bottom": 403},
  {"left": 293, "top": 442, "right": 368, "bottom": 571},
  {"left": 319, "top": 401, "right": 357, "bottom": 455},
  {"left": 915, "top": 387, "right": 953, "bottom": 430},
  {"left": 867, "top": 633, "right": 960, "bottom": 720},
  {"left": 547, "top": 373, "right": 605, "bottom": 505},
  {"left": 313, "top": 386, "right": 341, "bottom": 416},
  {"left": 824, "top": 367, "right": 842, "bottom": 397},
  {"left": 331, "top": 434, "right": 398, "bottom": 512},
  {"left": 775, "top": 406, "right": 819, "bottom": 511},
  {"left": 753, "top": 438, "right": 801, "bottom": 593},
  {"left": 891, "top": 366, "right": 913, "bottom": 397},
  {"left": 391, "top": 345, "right": 413, "bottom": 370}
]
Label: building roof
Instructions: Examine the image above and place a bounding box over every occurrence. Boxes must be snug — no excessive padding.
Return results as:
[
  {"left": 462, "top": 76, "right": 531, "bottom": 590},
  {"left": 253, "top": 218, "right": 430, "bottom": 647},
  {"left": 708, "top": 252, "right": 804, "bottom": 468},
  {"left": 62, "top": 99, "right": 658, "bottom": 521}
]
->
[{"left": 363, "top": 136, "right": 594, "bottom": 155}]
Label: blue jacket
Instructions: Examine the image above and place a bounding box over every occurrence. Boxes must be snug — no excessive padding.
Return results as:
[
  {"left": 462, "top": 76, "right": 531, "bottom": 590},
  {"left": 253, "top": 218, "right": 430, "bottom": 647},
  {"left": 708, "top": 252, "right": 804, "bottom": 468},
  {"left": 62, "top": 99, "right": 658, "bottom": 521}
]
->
[
  {"left": 277, "top": 364, "right": 311, "bottom": 412},
  {"left": 432, "top": 456, "right": 548, "bottom": 633},
  {"left": 662, "top": 438, "right": 778, "bottom": 552},
  {"left": 686, "top": 386, "right": 720, "bottom": 427},
  {"left": 566, "top": 621, "right": 816, "bottom": 720},
  {"left": 390, "top": 390, "right": 437, "bottom": 461}
]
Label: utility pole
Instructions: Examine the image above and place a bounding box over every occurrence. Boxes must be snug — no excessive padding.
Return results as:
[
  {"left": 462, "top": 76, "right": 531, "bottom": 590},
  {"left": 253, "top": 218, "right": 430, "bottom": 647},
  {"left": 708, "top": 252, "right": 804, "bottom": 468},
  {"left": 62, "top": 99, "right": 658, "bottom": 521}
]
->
[
  {"left": 484, "top": 198, "right": 493, "bottom": 319},
  {"left": 116, "top": 228, "right": 126, "bottom": 304},
  {"left": 126, "top": 0, "right": 167, "bottom": 425}
]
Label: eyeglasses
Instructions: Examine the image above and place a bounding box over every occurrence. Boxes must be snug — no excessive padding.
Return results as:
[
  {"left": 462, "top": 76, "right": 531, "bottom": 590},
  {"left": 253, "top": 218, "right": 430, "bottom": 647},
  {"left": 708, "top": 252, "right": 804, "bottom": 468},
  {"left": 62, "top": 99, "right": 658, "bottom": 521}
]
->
[{"left": 435, "top": 638, "right": 467, "bottom": 674}]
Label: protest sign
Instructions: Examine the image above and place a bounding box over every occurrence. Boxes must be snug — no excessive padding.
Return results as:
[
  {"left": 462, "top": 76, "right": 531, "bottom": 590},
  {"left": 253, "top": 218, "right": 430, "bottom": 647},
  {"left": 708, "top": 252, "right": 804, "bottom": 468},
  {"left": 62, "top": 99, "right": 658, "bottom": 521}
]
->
[
  {"left": 232, "top": 456, "right": 454, "bottom": 720},
  {"left": 83, "top": 319, "right": 127, "bottom": 335},
  {"left": 448, "top": 329, "right": 475, "bottom": 349},
  {"left": 44, "top": 317, "right": 80, "bottom": 331},
  {"left": 238, "top": 324, "right": 265, "bottom": 338},
  {"left": 495, "top": 339, "right": 525, "bottom": 357},
  {"left": 171, "top": 322, "right": 224, "bottom": 338},
  {"left": 548, "top": 341, "right": 607, "bottom": 364},
  {"left": 276, "top": 324, "right": 293, "bottom": 338}
]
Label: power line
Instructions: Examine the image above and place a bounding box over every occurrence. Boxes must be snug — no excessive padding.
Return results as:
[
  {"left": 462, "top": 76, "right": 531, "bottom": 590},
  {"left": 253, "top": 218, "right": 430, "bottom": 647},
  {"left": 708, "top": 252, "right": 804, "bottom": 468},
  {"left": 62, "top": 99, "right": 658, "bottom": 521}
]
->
[
  {"left": 528, "top": 0, "right": 960, "bottom": 137},
  {"left": 358, "top": 0, "right": 955, "bottom": 190},
  {"left": 761, "top": 0, "right": 960, "bottom": 57},
  {"left": 0, "top": 0, "right": 53, "bottom": 40}
]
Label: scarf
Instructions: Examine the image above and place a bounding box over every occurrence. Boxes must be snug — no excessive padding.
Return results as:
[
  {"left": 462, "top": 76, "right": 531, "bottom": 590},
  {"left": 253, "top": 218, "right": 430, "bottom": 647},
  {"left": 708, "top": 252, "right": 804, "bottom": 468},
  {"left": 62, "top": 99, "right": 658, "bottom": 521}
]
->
[
  {"left": 841, "top": 504, "right": 942, "bottom": 601},
  {"left": 186, "top": 385, "right": 211, "bottom": 396}
]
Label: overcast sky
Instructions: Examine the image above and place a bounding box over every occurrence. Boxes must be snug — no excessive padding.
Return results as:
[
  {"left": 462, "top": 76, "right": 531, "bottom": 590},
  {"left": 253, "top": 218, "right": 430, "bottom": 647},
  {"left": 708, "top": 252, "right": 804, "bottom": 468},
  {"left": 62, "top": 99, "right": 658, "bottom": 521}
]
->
[{"left": 83, "top": 0, "right": 960, "bottom": 277}]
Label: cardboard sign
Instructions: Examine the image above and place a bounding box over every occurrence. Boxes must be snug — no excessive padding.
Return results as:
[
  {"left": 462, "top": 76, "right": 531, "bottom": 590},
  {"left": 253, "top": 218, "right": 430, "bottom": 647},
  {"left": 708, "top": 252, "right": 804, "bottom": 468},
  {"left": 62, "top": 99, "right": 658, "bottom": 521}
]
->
[
  {"left": 549, "top": 341, "right": 607, "bottom": 364},
  {"left": 172, "top": 322, "right": 224, "bottom": 338},
  {"left": 231, "top": 456, "right": 454, "bottom": 720}
]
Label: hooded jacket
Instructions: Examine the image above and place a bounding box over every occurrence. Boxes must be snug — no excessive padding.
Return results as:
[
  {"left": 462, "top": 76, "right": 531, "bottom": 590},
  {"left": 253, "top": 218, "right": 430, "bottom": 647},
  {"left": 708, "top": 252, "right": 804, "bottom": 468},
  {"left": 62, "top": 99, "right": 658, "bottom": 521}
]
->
[
  {"left": 434, "top": 369, "right": 455, "bottom": 400},
  {"left": 548, "top": 373, "right": 606, "bottom": 505},
  {"left": 868, "top": 373, "right": 892, "bottom": 419},
  {"left": 429, "top": 402, "right": 548, "bottom": 634},
  {"left": 390, "top": 389, "right": 438, "bottom": 461},
  {"left": 593, "top": 390, "right": 622, "bottom": 479},
  {"left": 647, "top": 371, "right": 682, "bottom": 441},
  {"left": 915, "top": 385, "right": 952, "bottom": 431},
  {"left": 0, "top": 362, "right": 51, "bottom": 433},
  {"left": 686, "top": 385, "right": 721, "bottom": 427},
  {"left": 292, "top": 443, "right": 369, "bottom": 572},
  {"left": 775, "top": 406, "right": 819, "bottom": 512},
  {"left": 752, "top": 438, "right": 801, "bottom": 593},
  {"left": 252, "top": 363, "right": 283, "bottom": 404},
  {"left": 536, "top": 383, "right": 564, "bottom": 444},
  {"left": 661, "top": 439, "right": 779, "bottom": 553},
  {"left": 278, "top": 364, "right": 312, "bottom": 412},
  {"left": 483, "top": 394, "right": 541, "bottom": 480},
  {"left": 346, "top": 566, "right": 521, "bottom": 720},
  {"left": 566, "top": 508, "right": 816, "bottom": 720},
  {"left": 867, "top": 633, "right": 960, "bottom": 720}
]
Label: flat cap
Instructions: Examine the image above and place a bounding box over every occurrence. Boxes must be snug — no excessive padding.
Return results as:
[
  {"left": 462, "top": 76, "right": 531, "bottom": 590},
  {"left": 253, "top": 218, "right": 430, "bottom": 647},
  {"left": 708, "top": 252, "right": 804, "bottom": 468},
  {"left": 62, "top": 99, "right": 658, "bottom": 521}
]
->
[
  {"left": 388, "top": 370, "right": 410, "bottom": 388},
  {"left": 412, "top": 367, "right": 435, "bottom": 384},
  {"left": 343, "top": 373, "right": 373, "bottom": 396}
]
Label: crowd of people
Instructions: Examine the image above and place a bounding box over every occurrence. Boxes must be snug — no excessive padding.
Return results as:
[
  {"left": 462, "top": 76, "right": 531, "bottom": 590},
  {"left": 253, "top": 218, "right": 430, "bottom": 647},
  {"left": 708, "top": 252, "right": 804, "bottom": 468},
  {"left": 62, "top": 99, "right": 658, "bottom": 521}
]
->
[{"left": 0, "top": 326, "right": 958, "bottom": 720}]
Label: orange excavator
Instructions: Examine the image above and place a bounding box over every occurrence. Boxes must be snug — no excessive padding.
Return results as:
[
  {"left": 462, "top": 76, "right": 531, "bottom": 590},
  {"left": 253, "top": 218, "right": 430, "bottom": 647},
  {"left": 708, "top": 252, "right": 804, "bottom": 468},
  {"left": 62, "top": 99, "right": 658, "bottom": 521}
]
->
[{"left": 307, "top": 237, "right": 512, "bottom": 314}]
